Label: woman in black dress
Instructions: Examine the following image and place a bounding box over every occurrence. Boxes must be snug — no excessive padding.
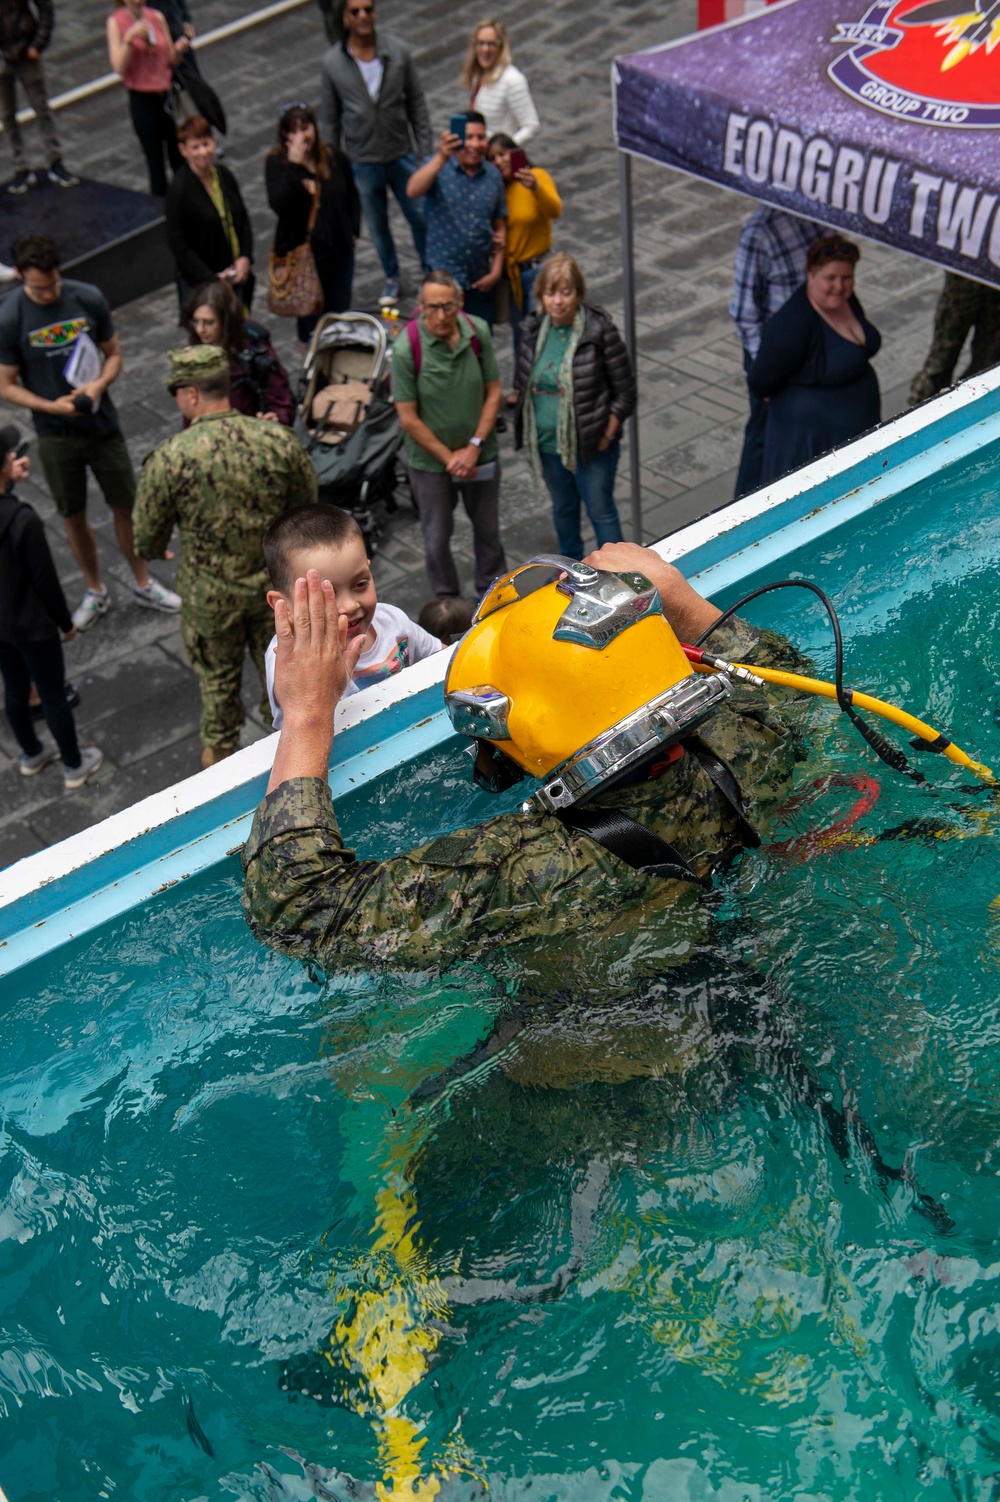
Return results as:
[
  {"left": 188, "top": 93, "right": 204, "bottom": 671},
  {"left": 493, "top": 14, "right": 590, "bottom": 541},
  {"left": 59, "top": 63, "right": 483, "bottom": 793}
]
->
[
  {"left": 749, "top": 235, "right": 881, "bottom": 487},
  {"left": 265, "top": 100, "right": 360, "bottom": 346}
]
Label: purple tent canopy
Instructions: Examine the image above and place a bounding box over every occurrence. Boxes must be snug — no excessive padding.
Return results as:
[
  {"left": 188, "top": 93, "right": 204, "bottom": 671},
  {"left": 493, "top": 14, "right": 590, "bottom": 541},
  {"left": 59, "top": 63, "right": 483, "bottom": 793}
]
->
[
  {"left": 611, "top": 0, "right": 1000, "bottom": 536},
  {"left": 614, "top": 0, "right": 1000, "bottom": 286}
]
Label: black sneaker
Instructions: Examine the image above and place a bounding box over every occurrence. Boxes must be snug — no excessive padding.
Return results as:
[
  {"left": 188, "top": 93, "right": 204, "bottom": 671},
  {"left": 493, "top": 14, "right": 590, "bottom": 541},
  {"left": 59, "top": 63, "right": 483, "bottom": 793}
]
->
[
  {"left": 47, "top": 160, "right": 79, "bottom": 188},
  {"left": 7, "top": 169, "right": 36, "bottom": 195}
]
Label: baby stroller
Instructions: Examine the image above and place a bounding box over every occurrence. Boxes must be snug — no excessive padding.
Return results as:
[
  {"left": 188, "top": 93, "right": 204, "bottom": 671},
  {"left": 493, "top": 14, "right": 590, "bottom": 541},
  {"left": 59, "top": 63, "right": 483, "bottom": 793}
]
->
[{"left": 294, "top": 312, "right": 405, "bottom": 553}]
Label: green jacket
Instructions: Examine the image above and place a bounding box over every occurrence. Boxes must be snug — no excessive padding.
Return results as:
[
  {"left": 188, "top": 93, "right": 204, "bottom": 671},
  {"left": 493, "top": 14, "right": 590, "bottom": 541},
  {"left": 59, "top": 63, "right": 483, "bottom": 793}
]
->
[
  {"left": 242, "top": 622, "right": 814, "bottom": 978},
  {"left": 133, "top": 409, "right": 317, "bottom": 616}
]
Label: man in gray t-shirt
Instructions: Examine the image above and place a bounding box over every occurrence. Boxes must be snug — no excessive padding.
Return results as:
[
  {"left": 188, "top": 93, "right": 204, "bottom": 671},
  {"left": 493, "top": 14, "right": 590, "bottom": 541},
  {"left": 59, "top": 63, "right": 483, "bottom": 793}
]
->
[{"left": 0, "top": 234, "right": 180, "bottom": 631}]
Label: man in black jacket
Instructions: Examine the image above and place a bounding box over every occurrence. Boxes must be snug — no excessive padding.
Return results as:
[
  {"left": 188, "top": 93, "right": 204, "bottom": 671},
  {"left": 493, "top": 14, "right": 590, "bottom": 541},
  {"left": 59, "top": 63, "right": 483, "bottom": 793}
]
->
[
  {"left": 0, "top": 0, "right": 77, "bottom": 194},
  {"left": 0, "top": 424, "right": 103, "bottom": 790}
]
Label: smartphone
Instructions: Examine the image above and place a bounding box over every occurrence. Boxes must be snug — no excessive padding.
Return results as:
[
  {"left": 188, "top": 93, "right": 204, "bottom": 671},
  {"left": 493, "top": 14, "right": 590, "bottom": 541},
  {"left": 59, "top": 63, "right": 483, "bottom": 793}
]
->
[
  {"left": 509, "top": 149, "right": 527, "bottom": 175},
  {"left": 449, "top": 113, "right": 468, "bottom": 143},
  {"left": 14, "top": 438, "right": 29, "bottom": 460}
]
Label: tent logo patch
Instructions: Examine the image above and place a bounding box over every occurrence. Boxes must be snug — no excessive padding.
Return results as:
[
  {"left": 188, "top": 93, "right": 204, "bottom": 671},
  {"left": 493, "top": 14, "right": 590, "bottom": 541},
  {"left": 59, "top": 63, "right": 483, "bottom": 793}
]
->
[{"left": 829, "top": 0, "right": 1000, "bottom": 125}]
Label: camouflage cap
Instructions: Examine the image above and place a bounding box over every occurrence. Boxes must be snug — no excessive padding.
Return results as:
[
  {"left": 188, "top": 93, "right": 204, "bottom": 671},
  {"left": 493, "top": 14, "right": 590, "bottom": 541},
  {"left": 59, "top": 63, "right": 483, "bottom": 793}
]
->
[{"left": 166, "top": 344, "right": 230, "bottom": 387}]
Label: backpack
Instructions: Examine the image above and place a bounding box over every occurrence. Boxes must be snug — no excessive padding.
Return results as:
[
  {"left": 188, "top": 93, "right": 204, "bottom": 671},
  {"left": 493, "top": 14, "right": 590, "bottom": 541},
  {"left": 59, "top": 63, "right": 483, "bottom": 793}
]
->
[{"left": 405, "top": 312, "right": 483, "bottom": 378}]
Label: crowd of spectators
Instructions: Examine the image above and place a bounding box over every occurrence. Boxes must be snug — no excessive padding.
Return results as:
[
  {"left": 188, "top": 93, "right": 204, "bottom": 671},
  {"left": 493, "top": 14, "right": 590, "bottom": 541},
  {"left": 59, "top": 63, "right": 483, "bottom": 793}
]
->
[{"left": 0, "top": 0, "right": 989, "bottom": 803}]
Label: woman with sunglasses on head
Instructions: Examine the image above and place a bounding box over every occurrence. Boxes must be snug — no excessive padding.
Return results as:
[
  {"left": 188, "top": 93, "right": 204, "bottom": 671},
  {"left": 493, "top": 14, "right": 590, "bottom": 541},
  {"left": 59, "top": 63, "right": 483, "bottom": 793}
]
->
[
  {"left": 749, "top": 234, "right": 881, "bottom": 487},
  {"left": 265, "top": 100, "right": 360, "bottom": 347},
  {"left": 462, "top": 19, "right": 538, "bottom": 146}
]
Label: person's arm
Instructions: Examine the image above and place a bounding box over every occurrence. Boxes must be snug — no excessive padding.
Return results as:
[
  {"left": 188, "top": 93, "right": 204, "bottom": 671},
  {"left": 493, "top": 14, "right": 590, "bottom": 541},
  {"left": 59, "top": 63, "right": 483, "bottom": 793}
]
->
[
  {"left": 66, "top": 332, "right": 123, "bottom": 413},
  {"left": 319, "top": 57, "right": 342, "bottom": 152},
  {"left": 263, "top": 349, "right": 296, "bottom": 425},
  {"left": 403, "top": 48, "right": 432, "bottom": 158},
  {"left": 747, "top": 292, "right": 816, "bottom": 398},
  {"left": 0, "top": 360, "right": 78, "bottom": 420},
  {"left": 131, "top": 454, "right": 177, "bottom": 562},
  {"left": 406, "top": 134, "right": 458, "bottom": 198},
  {"left": 153, "top": 11, "right": 180, "bottom": 67},
  {"left": 583, "top": 542, "right": 723, "bottom": 641},
  {"left": 30, "top": 0, "right": 54, "bottom": 56},
  {"left": 344, "top": 151, "right": 362, "bottom": 239},
  {"left": 107, "top": 11, "right": 143, "bottom": 75},
  {"left": 505, "top": 66, "right": 540, "bottom": 146},
  {"left": 528, "top": 167, "right": 562, "bottom": 220},
  {"left": 729, "top": 228, "right": 767, "bottom": 359},
  {"left": 395, "top": 400, "right": 453, "bottom": 468},
  {"left": 598, "top": 317, "right": 636, "bottom": 444},
  {"left": 165, "top": 173, "right": 217, "bottom": 286},
  {"left": 20, "top": 510, "right": 73, "bottom": 635},
  {"left": 471, "top": 216, "right": 506, "bottom": 292}
]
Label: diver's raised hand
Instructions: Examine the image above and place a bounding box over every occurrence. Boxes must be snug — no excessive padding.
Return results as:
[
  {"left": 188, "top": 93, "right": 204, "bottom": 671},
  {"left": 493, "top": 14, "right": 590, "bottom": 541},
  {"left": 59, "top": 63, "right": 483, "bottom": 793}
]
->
[{"left": 584, "top": 542, "right": 723, "bottom": 642}]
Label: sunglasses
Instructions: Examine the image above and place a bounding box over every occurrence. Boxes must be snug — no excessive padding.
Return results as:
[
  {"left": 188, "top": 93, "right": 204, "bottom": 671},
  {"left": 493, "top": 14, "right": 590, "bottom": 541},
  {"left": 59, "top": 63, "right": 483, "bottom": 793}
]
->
[
  {"left": 278, "top": 99, "right": 310, "bottom": 119},
  {"left": 811, "top": 240, "right": 856, "bottom": 263},
  {"left": 167, "top": 382, "right": 195, "bottom": 396}
]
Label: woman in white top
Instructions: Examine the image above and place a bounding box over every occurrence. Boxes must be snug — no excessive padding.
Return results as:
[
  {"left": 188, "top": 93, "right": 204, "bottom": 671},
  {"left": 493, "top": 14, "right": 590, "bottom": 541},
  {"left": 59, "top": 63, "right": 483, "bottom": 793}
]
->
[{"left": 462, "top": 19, "right": 539, "bottom": 146}]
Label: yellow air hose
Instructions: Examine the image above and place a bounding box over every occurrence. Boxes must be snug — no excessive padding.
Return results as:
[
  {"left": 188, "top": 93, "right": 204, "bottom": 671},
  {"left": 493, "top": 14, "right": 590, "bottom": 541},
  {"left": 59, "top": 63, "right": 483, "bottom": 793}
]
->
[{"left": 696, "top": 658, "right": 998, "bottom": 787}]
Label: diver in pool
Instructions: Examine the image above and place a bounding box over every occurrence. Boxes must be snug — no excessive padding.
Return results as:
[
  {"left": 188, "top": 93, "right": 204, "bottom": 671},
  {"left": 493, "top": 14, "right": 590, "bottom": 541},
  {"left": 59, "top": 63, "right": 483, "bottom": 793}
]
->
[{"left": 242, "top": 541, "right": 813, "bottom": 973}]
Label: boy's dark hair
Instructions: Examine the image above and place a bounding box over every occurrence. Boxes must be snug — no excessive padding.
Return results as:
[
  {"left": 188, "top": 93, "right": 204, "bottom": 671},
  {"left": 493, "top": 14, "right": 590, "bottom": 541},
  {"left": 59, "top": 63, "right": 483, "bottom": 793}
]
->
[
  {"left": 417, "top": 596, "right": 475, "bottom": 643},
  {"left": 11, "top": 234, "right": 61, "bottom": 274},
  {"left": 263, "top": 504, "right": 366, "bottom": 594}
]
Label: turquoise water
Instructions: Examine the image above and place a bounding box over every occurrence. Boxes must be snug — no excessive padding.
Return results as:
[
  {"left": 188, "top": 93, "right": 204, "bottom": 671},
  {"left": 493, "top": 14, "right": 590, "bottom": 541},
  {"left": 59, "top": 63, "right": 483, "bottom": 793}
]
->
[{"left": 5, "top": 448, "right": 1000, "bottom": 1500}]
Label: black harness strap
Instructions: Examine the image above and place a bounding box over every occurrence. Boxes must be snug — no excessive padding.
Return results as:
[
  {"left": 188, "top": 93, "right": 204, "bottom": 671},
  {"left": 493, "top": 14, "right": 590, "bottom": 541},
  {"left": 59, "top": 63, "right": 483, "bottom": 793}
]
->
[
  {"left": 557, "top": 802, "right": 713, "bottom": 888},
  {"left": 555, "top": 739, "right": 760, "bottom": 887}
]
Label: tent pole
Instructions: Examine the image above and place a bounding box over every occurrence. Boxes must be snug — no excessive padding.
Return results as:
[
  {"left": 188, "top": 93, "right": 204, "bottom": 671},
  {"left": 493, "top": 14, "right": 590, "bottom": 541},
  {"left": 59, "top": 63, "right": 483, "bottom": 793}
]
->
[{"left": 618, "top": 149, "right": 642, "bottom": 543}]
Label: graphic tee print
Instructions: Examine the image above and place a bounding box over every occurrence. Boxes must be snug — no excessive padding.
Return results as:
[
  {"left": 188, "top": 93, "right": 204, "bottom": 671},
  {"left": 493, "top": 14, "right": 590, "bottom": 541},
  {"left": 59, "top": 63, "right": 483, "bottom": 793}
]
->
[{"left": 0, "top": 280, "right": 120, "bottom": 439}]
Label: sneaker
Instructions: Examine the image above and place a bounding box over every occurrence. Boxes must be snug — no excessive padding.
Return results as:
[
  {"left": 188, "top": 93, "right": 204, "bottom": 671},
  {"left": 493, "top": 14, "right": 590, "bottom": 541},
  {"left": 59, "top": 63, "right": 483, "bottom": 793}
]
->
[
  {"left": 47, "top": 159, "right": 79, "bottom": 188},
  {"left": 0, "top": 260, "right": 16, "bottom": 283},
  {"left": 72, "top": 587, "right": 110, "bottom": 631},
  {"left": 7, "top": 169, "right": 36, "bottom": 195},
  {"left": 132, "top": 577, "right": 181, "bottom": 613},
  {"left": 380, "top": 277, "right": 400, "bottom": 306},
  {"left": 20, "top": 746, "right": 60, "bottom": 777},
  {"left": 31, "top": 682, "right": 80, "bottom": 720},
  {"left": 64, "top": 745, "right": 104, "bottom": 791}
]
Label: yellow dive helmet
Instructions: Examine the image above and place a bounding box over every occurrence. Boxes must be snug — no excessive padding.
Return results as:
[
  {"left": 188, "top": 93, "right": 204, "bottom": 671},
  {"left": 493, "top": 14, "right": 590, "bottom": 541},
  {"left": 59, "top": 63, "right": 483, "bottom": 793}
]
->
[{"left": 444, "top": 556, "right": 732, "bottom": 812}]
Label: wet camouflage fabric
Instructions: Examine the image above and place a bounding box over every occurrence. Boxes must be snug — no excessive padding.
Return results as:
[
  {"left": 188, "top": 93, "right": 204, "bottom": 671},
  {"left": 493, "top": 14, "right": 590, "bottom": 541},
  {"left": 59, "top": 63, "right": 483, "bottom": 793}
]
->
[
  {"left": 242, "top": 620, "right": 815, "bottom": 976},
  {"left": 133, "top": 409, "right": 317, "bottom": 747},
  {"left": 909, "top": 272, "right": 1000, "bottom": 405}
]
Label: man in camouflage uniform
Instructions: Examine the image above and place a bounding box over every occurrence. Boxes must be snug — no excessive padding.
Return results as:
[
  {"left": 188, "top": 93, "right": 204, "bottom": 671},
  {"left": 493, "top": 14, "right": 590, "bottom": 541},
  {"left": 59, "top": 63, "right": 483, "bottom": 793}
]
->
[
  {"left": 909, "top": 271, "right": 1000, "bottom": 405},
  {"left": 133, "top": 345, "right": 317, "bottom": 768},
  {"left": 242, "top": 542, "right": 811, "bottom": 975}
]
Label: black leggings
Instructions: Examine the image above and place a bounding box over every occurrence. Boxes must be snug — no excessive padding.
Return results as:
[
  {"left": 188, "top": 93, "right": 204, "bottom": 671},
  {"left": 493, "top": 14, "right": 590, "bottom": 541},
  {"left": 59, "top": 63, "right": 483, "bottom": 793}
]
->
[
  {"left": 0, "top": 634, "right": 80, "bottom": 768},
  {"left": 128, "top": 89, "right": 181, "bottom": 197}
]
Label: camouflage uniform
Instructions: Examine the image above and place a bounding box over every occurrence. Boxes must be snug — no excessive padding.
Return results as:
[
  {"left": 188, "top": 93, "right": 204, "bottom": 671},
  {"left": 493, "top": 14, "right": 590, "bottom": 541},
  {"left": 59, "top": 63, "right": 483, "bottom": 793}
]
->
[
  {"left": 133, "top": 348, "right": 317, "bottom": 751},
  {"left": 909, "top": 272, "right": 1000, "bottom": 405},
  {"left": 242, "top": 620, "right": 813, "bottom": 977}
]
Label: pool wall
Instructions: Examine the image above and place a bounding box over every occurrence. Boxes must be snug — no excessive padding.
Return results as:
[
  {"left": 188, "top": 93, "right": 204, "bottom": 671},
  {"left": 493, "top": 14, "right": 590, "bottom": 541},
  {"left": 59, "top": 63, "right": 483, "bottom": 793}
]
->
[{"left": 4, "top": 368, "right": 1000, "bottom": 977}]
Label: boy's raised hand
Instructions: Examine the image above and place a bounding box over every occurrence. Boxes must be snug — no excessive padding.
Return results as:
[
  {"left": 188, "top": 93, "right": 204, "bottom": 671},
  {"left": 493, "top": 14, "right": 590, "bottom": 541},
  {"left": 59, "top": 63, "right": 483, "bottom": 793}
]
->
[{"left": 266, "top": 569, "right": 367, "bottom": 793}]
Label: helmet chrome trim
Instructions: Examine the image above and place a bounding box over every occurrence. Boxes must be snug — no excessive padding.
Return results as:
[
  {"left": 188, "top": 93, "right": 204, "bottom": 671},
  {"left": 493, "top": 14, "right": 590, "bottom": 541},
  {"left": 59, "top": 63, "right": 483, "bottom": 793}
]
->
[
  {"left": 530, "top": 672, "right": 732, "bottom": 813},
  {"left": 472, "top": 554, "right": 660, "bottom": 649},
  {"left": 446, "top": 686, "right": 512, "bottom": 740}
]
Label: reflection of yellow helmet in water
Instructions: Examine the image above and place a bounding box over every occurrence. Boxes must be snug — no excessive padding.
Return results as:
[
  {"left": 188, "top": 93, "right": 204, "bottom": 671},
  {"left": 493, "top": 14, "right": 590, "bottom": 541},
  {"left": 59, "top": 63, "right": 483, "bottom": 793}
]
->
[{"left": 444, "top": 556, "right": 731, "bottom": 812}]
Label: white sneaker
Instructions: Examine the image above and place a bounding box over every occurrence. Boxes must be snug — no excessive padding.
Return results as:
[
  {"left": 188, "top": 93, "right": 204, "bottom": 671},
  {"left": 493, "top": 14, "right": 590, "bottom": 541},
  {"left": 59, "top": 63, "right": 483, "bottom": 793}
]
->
[
  {"left": 72, "top": 587, "right": 111, "bottom": 631},
  {"left": 64, "top": 745, "right": 104, "bottom": 791},
  {"left": 132, "top": 577, "right": 181, "bottom": 613},
  {"left": 20, "top": 746, "right": 61, "bottom": 777}
]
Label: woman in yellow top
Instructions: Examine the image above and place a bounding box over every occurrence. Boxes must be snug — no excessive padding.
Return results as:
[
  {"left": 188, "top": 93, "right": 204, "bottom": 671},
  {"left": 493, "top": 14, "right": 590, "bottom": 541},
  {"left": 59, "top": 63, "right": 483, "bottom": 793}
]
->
[{"left": 487, "top": 132, "right": 562, "bottom": 362}]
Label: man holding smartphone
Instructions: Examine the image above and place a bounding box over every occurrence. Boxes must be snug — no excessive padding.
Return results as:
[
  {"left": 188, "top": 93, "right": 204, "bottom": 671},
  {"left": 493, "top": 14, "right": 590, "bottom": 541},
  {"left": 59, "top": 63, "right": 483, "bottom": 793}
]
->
[
  {"left": 406, "top": 112, "right": 506, "bottom": 327},
  {"left": 319, "top": 0, "right": 430, "bottom": 307}
]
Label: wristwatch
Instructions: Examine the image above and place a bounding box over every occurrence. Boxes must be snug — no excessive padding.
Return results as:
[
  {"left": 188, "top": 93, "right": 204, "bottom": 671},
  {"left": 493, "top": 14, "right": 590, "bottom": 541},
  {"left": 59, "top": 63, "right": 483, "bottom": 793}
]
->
[{"left": 469, "top": 437, "right": 484, "bottom": 449}]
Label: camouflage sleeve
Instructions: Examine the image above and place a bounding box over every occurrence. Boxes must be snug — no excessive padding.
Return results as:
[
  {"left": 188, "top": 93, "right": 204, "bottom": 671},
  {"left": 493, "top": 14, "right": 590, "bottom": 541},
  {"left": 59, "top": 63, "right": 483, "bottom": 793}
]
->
[
  {"left": 287, "top": 441, "right": 319, "bottom": 510},
  {"left": 242, "top": 775, "right": 659, "bottom": 975},
  {"left": 132, "top": 452, "right": 177, "bottom": 563}
]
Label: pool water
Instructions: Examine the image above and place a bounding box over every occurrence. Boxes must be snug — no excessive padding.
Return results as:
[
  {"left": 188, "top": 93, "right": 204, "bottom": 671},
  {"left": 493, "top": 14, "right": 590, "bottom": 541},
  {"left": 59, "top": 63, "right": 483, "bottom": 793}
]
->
[{"left": 5, "top": 446, "right": 1000, "bottom": 1502}]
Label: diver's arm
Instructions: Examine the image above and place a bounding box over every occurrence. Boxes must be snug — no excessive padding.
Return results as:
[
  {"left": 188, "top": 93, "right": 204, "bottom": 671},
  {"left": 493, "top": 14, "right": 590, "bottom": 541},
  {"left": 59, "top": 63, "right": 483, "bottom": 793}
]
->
[{"left": 584, "top": 542, "right": 721, "bottom": 642}]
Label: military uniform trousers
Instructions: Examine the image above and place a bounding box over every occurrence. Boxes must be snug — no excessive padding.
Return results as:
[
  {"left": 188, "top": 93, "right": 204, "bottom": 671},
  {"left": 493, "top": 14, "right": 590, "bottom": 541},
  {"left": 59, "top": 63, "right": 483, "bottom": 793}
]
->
[
  {"left": 180, "top": 591, "right": 273, "bottom": 751},
  {"left": 909, "top": 272, "right": 1000, "bottom": 405}
]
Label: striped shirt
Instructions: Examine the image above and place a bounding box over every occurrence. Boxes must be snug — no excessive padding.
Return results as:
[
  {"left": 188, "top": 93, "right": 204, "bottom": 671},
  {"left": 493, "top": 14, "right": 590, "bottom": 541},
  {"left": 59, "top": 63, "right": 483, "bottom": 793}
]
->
[{"left": 729, "top": 208, "right": 826, "bottom": 359}]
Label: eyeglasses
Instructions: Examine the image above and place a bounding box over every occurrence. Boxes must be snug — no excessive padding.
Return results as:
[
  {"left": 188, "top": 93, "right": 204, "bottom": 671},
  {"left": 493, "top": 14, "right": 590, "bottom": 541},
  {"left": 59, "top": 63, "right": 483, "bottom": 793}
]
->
[{"left": 422, "top": 301, "right": 458, "bottom": 315}]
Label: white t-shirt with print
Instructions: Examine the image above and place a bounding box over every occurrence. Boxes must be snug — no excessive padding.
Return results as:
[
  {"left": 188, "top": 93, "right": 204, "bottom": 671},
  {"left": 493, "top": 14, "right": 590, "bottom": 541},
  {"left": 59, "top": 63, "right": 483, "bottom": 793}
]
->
[{"left": 265, "top": 601, "right": 442, "bottom": 729}]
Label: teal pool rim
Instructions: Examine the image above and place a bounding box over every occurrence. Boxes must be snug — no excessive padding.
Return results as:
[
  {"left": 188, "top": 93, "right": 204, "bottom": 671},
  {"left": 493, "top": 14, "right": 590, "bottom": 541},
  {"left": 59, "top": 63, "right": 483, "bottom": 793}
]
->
[{"left": 3, "top": 369, "right": 1000, "bottom": 977}]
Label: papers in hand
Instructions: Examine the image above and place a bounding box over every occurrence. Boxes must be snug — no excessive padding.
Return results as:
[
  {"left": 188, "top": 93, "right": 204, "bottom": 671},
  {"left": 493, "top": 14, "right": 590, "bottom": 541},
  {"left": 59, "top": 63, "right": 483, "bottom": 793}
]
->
[{"left": 64, "top": 332, "right": 102, "bottom": 411}]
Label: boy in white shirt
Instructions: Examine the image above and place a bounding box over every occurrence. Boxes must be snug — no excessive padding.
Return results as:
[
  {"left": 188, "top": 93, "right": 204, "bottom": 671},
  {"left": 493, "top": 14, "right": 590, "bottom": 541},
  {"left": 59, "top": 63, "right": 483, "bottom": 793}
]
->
[{"left": 262, "top": 504, "right": 442, "bottom": 729}]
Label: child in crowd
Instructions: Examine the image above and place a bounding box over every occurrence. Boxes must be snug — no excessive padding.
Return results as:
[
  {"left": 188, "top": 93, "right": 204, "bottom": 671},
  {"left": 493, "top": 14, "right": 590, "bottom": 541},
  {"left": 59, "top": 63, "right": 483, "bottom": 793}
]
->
[
  {"left": 262, "top": 503, "right": 443, "bottom": 729},
  {"left": 0, "top": 424, "right": 103, "bottom": 790},
  {"left": 417, "top": 595, "right": 476, "bottom": 644}
]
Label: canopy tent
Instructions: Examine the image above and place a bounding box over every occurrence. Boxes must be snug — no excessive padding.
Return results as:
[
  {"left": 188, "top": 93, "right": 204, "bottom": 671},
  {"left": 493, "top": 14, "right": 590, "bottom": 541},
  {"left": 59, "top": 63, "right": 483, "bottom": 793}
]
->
[{"left": 612, "top": 0, "right": 1000, "bottom": 534}]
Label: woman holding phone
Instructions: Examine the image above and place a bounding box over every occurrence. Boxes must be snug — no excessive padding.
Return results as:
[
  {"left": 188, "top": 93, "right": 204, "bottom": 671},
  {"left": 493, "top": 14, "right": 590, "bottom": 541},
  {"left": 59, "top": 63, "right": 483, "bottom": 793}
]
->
[
  {"left": 462, "top": 19, "right": 539, "bottom": 145},
  {"left": 487, "top": 132, "right": 561, "bottom": 362},
  {"left": 107, "top": 0, "right": 185, "bottom": 196}
]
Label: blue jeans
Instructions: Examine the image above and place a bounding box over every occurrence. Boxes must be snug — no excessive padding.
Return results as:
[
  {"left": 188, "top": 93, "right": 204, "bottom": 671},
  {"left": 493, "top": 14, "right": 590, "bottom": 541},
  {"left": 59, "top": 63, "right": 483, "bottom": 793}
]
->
[
  {"left": 539, "top": 442, "right": 624, "bottom": 560},
  {"left": 351, "top": 154, "right": 427, "bottom": 281}
]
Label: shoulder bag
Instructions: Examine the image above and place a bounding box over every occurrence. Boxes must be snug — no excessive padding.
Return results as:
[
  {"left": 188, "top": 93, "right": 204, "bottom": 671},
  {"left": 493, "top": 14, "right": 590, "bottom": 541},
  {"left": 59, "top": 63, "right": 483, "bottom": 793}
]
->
[{"left": 268, "top": 185, "right": 323, "bottom": 319}]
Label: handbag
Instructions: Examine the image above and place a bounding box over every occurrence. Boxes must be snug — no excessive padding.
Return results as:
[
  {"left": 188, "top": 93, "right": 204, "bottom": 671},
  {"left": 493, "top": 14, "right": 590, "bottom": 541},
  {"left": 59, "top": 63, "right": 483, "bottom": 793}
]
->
[{"left": 268, "top": 188, "right": 323, "bottom": 319}]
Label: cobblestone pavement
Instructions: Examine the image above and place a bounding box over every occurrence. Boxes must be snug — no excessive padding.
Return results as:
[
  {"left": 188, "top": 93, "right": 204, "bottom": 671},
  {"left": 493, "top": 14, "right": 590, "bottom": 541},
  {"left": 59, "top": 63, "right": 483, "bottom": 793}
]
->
[{"left": 0, "top": 0, "right": 947, "bottom": 869}]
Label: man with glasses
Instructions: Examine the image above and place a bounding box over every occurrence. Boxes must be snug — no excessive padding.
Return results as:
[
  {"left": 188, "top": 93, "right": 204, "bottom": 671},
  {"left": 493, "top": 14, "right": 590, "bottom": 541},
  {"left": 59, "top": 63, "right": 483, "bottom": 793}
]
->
[
  {"left": 406, "top": 111, "right": 506, "bottom": 327},
  {"left": 319, "top": 0, "right": 430, "bottom": 306},
  {"left": 0, "top": 232, "right": 181, "bottom": 632},
  {"left": 392, "top": 269, "right": 505, "bottom": 600},
  {"left": 132, "top": 345, "right": 317, "bottom": 768}
]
